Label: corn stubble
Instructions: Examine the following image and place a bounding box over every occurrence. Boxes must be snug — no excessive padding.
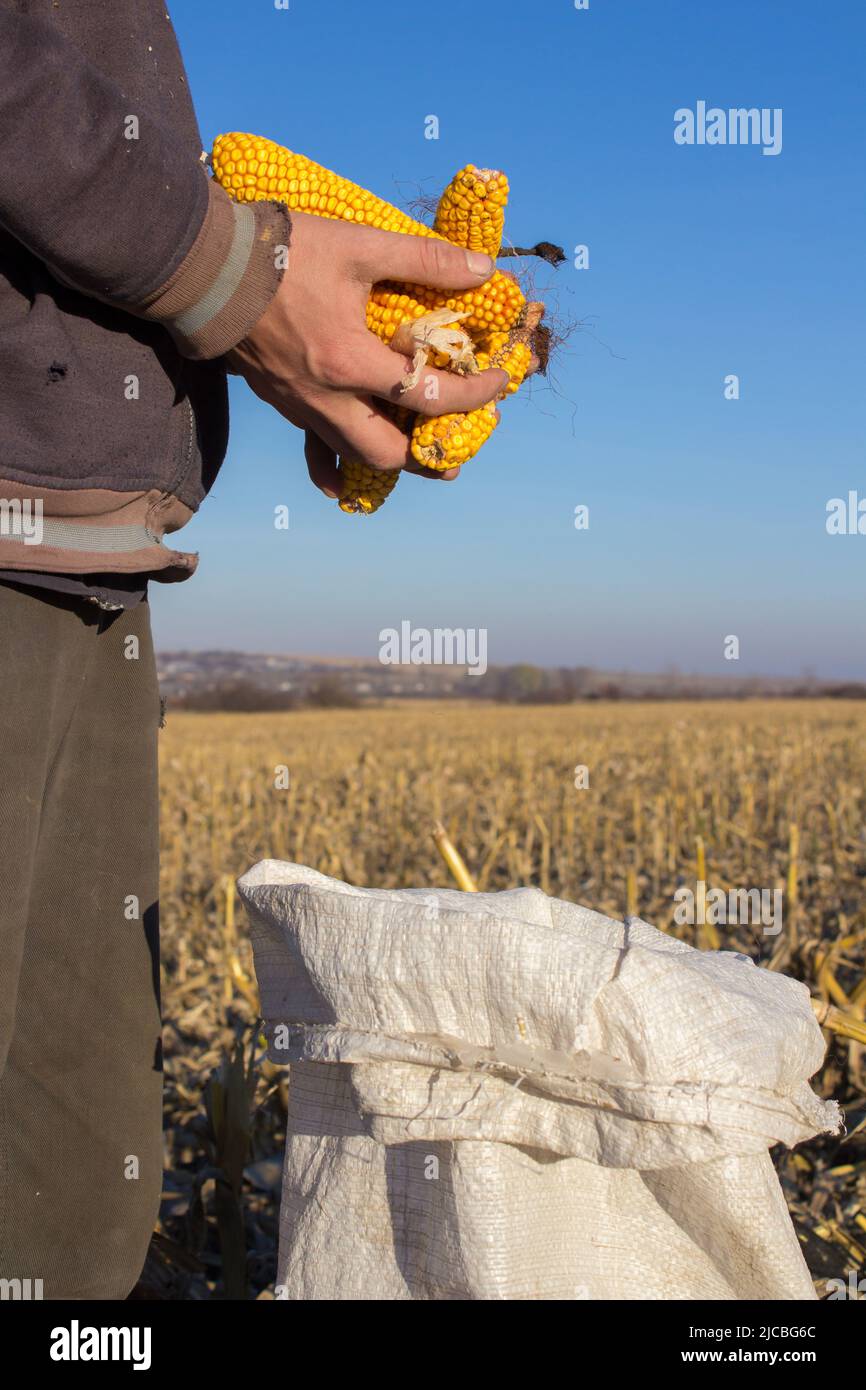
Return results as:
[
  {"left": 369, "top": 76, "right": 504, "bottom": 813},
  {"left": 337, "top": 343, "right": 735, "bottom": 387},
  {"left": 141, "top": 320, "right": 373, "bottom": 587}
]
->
[{"left": 150, "top": 700, "right": 866, "bottom": 1298}]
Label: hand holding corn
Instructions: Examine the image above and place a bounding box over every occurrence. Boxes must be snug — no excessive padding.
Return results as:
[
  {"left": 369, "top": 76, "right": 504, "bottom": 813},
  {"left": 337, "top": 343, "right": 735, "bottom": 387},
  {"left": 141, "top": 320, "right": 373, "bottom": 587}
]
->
[{"left": 216, "top": 135, "right": 545, "bottom": 513}]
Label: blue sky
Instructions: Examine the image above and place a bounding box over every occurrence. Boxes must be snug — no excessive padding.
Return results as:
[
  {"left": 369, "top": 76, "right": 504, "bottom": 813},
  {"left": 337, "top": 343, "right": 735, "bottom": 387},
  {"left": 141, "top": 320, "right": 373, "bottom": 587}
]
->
[{"left": 152, "top": 0, "right": 865, "bottom": 676}]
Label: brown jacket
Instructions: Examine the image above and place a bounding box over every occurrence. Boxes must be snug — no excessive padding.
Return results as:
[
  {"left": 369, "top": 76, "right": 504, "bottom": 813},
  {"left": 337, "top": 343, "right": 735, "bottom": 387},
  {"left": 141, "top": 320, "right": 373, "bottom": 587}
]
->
[{"left": 0, "top": 0, "right": 290, "bottom": 587}]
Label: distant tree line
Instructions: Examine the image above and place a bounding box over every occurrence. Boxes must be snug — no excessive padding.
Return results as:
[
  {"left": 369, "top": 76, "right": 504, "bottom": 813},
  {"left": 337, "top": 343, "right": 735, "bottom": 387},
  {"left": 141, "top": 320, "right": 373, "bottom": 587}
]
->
[
  {"left": 165, "top": 666, "right": 866, "bottom": 712},
  {"left": 474, "top": 667, "right": 866, "bottom": 703},
  {"left": 473, "top": 665, "right": 617, "bottom": 702},
  {"left": 169, "top": 675, "right": 359, "bottom": 712}
]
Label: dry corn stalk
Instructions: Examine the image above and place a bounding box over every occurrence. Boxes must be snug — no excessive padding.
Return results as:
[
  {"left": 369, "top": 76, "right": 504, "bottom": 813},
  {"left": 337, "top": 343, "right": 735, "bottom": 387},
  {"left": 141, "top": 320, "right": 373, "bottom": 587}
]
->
[
  {"left": 210, "top": 134, "right": 546, "bottom": 514},
  {"left": 432, "top": 819, "right": 478, "bottom": 892},
  {"left": 626, "top": 867, "right": 638, "bottom": 919},
  {"left": 220, "top": 873, "right": 259, "bottom": 1011},
  {"left": 811, "top": 997, "right": 866, "bottom": 1046}
]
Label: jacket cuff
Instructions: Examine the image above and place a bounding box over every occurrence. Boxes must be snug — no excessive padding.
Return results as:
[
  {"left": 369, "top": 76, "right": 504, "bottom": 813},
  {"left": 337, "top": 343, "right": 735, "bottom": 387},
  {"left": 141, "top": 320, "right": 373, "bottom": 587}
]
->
[{"left": 135, "top": 178, "right": 291, "bottom": 360}]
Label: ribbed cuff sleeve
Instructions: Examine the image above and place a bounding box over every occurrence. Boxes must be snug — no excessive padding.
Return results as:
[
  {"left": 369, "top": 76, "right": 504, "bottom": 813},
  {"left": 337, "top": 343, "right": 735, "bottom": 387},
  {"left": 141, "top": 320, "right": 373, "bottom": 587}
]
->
[{"left": 135, "top": 179, "right": 291, "bottom": 360}]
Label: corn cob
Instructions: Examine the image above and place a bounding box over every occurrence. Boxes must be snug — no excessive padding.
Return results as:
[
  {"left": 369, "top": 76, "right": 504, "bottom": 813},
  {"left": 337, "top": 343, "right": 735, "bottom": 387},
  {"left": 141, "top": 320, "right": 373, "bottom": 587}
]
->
[
  {"left": 411, "top": 402, "right": 499, "bottom": 470},
  {"left": 408, "top": 171, "right": 537, "bottom": 472},
  {"left": 336, "top": 458, "right": 400, "bottom": 515},
  {"left": 404, "top": 169, "right": 537, "bottom": 471},
  {"left": 335, "top": 402, "right": 419, "bottom": 514},
  {"left": 213, "top": 133, "right": 425, "bottom": 230},
  {"left": 409, "top": 344, "right": 533, "bottom": 470},
  {"left": 210, "top": 134, "right": 534, "bottom": 512},
  {"left": 433, "top": 165, "right": 509, "bottom": 260},
  {"left": 408, "top": 174, "right": 535, "bottom": 472}
]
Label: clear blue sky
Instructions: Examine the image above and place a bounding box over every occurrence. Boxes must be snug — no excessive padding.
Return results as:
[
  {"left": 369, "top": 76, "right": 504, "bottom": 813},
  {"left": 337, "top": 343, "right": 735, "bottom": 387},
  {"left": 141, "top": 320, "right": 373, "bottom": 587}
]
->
[{"left": 151, "top": 0, "right": 865, "bottom": 677}]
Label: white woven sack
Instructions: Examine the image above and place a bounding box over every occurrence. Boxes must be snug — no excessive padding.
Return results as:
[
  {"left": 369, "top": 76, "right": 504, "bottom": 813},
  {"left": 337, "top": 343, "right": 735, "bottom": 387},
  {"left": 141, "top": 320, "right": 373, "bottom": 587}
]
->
[{"left": 238, "top": 861, "right": 841, "bottom": 1301}]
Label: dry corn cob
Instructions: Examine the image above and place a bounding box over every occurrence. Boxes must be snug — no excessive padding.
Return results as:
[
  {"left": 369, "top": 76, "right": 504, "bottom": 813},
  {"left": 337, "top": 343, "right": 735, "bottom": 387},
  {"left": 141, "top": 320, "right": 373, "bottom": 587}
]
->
[
  {"left": 433, "top": 165, "right": 509, "bottom": 259},
  {"left": 336, "top": 404, "right": 417, "bottom": 515},
  {"left": 407, "top": 170, "right": 538, "bottom": 471},
  {"left": 409, "top": 337, "right": 535, "bottom": 467},
  {"left": 406, "top": 177, "right": 538, "bottom": 472},
  {"left": 213, "top": 133, "right": 425, "bottom": 228},
  {"left": 336, "top": 458, "right": 400, "bottom": 515},
  {"left": 210, "top": 134, "right": 533, "bottom": 511},
  {"left": 412, "top": 402, "right": 499, "bottom": 470}
]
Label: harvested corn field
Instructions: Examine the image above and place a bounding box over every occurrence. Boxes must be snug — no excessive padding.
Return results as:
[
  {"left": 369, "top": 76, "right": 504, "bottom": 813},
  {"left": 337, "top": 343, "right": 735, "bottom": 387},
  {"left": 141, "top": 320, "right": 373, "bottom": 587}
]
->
[{"left": 146, "top": 700, "right": 866, "bottom": 1300}]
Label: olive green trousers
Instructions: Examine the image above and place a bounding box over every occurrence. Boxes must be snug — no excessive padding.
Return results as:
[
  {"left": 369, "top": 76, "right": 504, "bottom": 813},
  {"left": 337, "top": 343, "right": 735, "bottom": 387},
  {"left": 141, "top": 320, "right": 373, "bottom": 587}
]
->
[{"left": 0, "top": 579, "right": 162, "bottom": 1299}]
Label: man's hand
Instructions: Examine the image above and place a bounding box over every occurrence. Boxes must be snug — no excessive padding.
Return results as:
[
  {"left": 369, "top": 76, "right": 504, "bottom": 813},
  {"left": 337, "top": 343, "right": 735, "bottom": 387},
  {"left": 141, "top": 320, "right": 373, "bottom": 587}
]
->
[{"left": 226, "top": 211, "right": 509, "bottom": 497}]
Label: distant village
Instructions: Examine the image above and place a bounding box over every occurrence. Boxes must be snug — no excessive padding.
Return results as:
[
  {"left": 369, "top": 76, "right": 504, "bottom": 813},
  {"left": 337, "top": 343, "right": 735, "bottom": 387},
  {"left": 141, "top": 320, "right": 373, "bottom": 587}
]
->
[{"left": 156, "top": 651, "right": 865, "bottom": 710}]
